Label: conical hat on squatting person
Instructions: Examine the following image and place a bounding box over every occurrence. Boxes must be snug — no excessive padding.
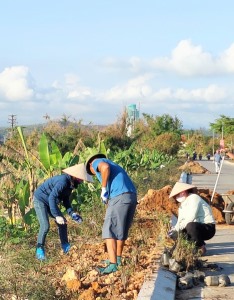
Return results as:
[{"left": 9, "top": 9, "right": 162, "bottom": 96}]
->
[
  {"left": 169, "top": 182, "right": 196, "bottom": 199},
  {"left": 63, "top": 163, "right": 94, "bottom": 182}
]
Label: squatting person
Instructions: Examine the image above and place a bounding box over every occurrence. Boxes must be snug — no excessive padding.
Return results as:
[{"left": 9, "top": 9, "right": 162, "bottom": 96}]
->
[{"left": 168, "top": 182, "right": 216, "bottom": 255}]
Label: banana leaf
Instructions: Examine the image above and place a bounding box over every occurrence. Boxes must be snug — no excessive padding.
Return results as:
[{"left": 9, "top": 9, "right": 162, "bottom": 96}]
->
[
  {"left": 39, "top": 133, "right": 51, "bottom": 171},
  {"left": 23, "top": 208, "right": 36, "bottom": 225}
]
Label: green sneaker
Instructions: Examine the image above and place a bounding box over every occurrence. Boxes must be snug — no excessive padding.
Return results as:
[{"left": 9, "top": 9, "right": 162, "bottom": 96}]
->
[
  {"left": 97, "top": 263, "right": 118, "bottom": 274},
  {"left": 101, "top": 256, "right": 122, "bottom": 266}
]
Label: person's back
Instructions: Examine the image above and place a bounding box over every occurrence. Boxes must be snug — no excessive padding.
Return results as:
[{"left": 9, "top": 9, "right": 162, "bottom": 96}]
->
[
  {"left": 214, "top": 151, "right": 221, "bottom": 163},
  {"left": 34, "top": 174, "right": 72, "bottom": 206},
  {"left": 92, "top": 158, "right": 137, "bottom": 198}
]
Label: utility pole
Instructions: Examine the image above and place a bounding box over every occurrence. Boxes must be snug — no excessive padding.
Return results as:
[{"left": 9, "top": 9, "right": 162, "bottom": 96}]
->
[{"left": 8, "top": 114, "right": 17, "bottom": 135}]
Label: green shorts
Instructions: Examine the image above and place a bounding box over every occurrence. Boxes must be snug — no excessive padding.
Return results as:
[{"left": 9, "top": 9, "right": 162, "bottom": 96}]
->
[{"left": 102, "top": 193, "right": 137, "bottom": 240}]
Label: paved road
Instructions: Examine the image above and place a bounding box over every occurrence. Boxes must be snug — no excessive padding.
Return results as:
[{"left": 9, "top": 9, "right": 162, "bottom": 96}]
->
[
  {"left": 176, "top": 158, "right": 234, "bottom": 300},
  {"left": 192, "top": 158, "right": 234, "bottom": 194}
]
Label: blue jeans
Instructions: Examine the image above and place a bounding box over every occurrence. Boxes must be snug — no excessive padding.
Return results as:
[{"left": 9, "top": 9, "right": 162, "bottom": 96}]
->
[{"left": 33, "top": 197, "right": 68, "bottom": 247}]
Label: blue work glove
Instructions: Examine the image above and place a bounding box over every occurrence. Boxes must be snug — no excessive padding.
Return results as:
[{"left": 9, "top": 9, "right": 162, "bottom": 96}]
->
[
  {"left": 67, "top": 208, "right": 83, "bottom": 223},
  {"left": 101, "top": 187, "right": 109, "bottom": 204},
  {"left": 71, "top": 212, "right": 83, "bottom": 223}
]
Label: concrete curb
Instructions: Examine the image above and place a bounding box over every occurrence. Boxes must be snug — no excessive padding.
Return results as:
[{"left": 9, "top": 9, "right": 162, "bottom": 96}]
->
[{"left": 137, "top": 266, "right": 177, "bottom": 300}]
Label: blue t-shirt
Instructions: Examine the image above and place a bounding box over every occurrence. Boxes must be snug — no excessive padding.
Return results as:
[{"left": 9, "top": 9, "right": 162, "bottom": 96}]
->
[
  {"left": 34, "top": 174, "right": 73, "bottom": 217},
  {"left": 92, "top": 158, "right": 137, "bottom": 198}
]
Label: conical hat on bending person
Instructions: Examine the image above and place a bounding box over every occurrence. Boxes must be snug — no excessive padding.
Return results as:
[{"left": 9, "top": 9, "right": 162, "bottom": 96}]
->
[{"left": 63, "top": 163, "right": 94, "bottom": 182}]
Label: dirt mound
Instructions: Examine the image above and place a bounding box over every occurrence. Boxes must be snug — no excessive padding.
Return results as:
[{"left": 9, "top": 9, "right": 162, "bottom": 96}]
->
[
  {"left": 179, "top": 161, "right": 210, "bottom": 174},
  {"left": 138, "top": 185, "right": 225, "bottom": 224},
  {"left": 137, "top": 185, "right": 178, "bottom": 217}
]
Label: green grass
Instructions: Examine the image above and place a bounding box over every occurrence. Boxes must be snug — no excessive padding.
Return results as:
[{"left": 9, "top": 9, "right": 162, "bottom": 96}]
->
[{"left": 0, "top": 158, "right": 184, "bottom": 299}]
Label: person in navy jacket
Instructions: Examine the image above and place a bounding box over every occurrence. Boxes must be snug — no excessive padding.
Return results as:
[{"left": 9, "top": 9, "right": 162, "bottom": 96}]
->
[{"left": 33, "top": 163, "right": 93, "bottom": 260}]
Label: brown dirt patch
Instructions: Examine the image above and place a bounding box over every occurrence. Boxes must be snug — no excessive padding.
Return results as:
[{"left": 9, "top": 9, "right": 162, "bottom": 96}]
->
[
  {"left": 39, "top": 214, "right": 164, "bottom": 300},
  {"left": 32, "top": 169, "right": 234, "bottom": 300},
  {"left": 138, "top": 185, "right": 226, "bottom": 224},
  {"left": 179, "top": 161, "right": 210, "bottom": 174}
]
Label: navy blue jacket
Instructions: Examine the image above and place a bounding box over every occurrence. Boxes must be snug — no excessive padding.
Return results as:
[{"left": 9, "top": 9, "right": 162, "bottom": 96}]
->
[{"left": 34, "top": 174, "right": 73, "bottom": 217}]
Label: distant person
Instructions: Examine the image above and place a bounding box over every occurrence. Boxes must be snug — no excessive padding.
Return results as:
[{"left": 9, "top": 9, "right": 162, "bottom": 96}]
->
[
  {"left": 168, "top": 182, "right": 216, "bottom": 255},
  {"left": 206, "top": 153, "right": 211, "bottom": 160},
  {"left": 192, "top": 151, "right": 197, "bottom": 160},
  {"left": 85, "top": 153, "right": 137, "bottom": 274},
  {"left": 33, "top": 163, "right": 93, "bottom": 260},
  {"left": 199, "top": 153, "right": 202, "bottom": 160},
  {"left": 214, "top": 149, "right": 222, "bottom": 173}
]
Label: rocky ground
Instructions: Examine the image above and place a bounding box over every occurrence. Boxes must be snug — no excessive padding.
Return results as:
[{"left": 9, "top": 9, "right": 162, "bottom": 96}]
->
[{"left": 40, "top": 162, "right": 231, "bottom": 300}]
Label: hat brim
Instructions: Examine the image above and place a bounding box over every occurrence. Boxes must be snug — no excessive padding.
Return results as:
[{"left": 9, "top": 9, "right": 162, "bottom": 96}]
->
[
  {"left": 85, "top": 153, "right": 106, "bottom": 175},
  {"left": 169, "top": 182, "right": 195, "bottom": 198},
  {"left": 63, "top": 163, "right": 94, "bottom": 182}
]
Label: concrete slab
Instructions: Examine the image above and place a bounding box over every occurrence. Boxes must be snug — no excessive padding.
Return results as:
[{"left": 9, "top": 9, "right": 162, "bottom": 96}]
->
[{"left": 137, "top": 266, "right": 177, "bottom": 300}]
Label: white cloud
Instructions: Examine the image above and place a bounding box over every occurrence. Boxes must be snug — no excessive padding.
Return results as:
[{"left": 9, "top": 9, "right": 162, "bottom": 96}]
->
[
  {"left": 151, "top": 40, "right": 234, "bottom": 76},
  {"left": 1, "top": 38, "right": 234, "bottom": 129},
  {"left": 174, "top": 85, "right": 227, "bottom": 102},
  {"left": 101, "top": 41, "right": 234, "bottom": 77},
  {"left": 52, "top": 73, "right": 92, "bottom": 100},
  {"left": 152, "top": 40, "right": 217, "bottom": 76},
  {"left": 102, "top": 56, "right": 145, "bottom": 73},
  {"left": 219, "top": 43, "right": 234, "bottom": 72},
  {"left": 142, "top": 84, "right": 227, "bottom": 106},
  {"left": 0, "top": 66, "right": 34, "bottom": 101},
  {"left": 103, "top": 74, "right": 153, "bottom": 102}
]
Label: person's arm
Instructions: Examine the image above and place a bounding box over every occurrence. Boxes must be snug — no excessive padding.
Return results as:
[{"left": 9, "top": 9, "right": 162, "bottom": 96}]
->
[{"left": 97, "top": 161, "right": 110, "bottom": 187}]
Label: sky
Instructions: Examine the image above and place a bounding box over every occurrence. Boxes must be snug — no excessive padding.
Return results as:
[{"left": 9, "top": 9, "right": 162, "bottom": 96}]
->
[{"left": 0, "top": 0, "right": 234, "bottom": 129}]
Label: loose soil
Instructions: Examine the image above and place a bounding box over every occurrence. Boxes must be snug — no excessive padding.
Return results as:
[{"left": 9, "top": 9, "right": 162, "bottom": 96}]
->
[{"left": 25, "top": 161, "right": 234, "bottom": 299}]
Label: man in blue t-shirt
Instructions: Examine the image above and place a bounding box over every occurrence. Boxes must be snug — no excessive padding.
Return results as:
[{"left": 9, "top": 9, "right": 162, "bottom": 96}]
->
[{"left": 86, "top": 153, "right": 137, "bottom": 274}]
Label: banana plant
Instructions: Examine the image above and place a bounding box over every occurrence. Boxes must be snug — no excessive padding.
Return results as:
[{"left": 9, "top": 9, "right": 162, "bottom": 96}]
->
[
  {"left": 17, "top": 126, "right": 36, "bottom": 206},
  {"left": 15, "top": 179, "right": 35, "bottom": 227},
  {"left": 38, "top": 132, "right": 79, "bottom": 178},
  {"left": 15, "top": 179, "right": 30, "bottom": 219}
]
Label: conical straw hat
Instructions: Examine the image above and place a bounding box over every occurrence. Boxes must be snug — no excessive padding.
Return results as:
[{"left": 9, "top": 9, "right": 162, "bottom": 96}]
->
[
  {"left": 63, "top": 163, "right": 93, "bottom": 182},
  {"left": 169, "top": 182, "right": 195, "bottom": 198}
]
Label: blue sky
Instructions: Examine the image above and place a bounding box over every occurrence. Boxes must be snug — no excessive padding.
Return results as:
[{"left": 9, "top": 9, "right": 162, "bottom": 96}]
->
[{"left": 1, "top": 0, "right": 234, "bottom": 129}]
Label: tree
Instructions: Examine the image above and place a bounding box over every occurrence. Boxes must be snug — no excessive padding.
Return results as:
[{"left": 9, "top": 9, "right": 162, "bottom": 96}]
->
[
  {"left": 210, "top": 115, "right": 234, "bottom": 136},
  {"left": 142, "top": 113, "right": 183, "bottom": 136}
]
